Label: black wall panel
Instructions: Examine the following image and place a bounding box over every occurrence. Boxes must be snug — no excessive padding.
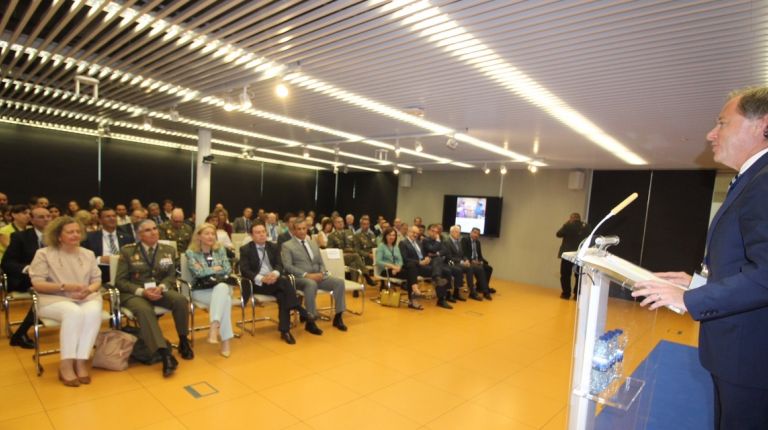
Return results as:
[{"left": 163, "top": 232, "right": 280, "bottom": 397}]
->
[{"left": 335, "top": 172, "right": 398, "bottom": 222}]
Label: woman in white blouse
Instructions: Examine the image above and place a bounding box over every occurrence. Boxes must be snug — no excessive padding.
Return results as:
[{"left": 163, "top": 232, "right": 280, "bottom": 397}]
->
[{"left": 29, "top": 216, "right": 103, "bottom": 387}]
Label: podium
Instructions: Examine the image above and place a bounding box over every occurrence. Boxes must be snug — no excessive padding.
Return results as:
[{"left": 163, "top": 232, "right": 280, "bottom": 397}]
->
[{"left": 562, "top": 244, "right": 686, "bottom": 430}]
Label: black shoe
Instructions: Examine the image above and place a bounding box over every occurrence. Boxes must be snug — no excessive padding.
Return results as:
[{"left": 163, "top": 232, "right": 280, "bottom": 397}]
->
[
  {"left": 364, "top": 275, "right": 376, "bottom": 286},
  {"left": 469, "top": 293, "right": 483, "bottom": 301},
  {"left": 162, "top": 354, "right": 176, "bottom": 377},
  {"left": 454, "top": 295, "right": 467, "bottom": 302},
  {"left": 560, "top": 293, "right": 570, "bottom": 300},
  {"left": 280, "top": 331, "right": 296, "bottom": 345},
  {"left": 446, "top": 296, "right": 457, "bottom": 303},
  {"left": 9, "top": 333, "right": 34, "bottom": 349},
  {"left": 483, "top": 293, "right": 493, "bottom": 301},
  {"left": 489, "top": 287, "right": 497, "bottom": 294},
  {"left": 332, "top": 313, "right": 348, "bottom": 332},
  {"left": 437, "top": 300, "right": 453, "bottom": 309},
  {"left": 169, "top": 354, "right": 179, "bottom": 369},
  {"left": 572, "top": 294, "right": 578, "bottom": 301},
  {"left": 299, "top": 314, "right": 307, "bottom": 323},
  {"left": 305, "top": 320, "right": 323, "bottom": 335},
  {"left": 353, "top": 290, "right": 360, "bottom": 298},
  {"left": 178, "top": 338, "right": 194, "bottom": 360}
]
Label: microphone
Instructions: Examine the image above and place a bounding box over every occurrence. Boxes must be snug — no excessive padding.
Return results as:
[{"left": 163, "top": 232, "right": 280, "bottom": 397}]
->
[{"left": 576, "top": 193, "right": 639, "bottom": 261}]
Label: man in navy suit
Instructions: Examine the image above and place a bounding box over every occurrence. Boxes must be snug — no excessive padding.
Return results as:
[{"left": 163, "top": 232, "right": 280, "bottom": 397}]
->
[
  {"left": 634, "top": 86, "right": 768, "bottom": 429},
  {"left": 83, "top": 207, "right": 133, "bottom": 283}
]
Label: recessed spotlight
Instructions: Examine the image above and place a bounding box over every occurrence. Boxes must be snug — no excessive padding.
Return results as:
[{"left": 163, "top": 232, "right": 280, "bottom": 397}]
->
[
  {"left": 445, "top": 136, "right": 457, "bottom": 149},
  {"left": 500, "top": 165, "right": 507, "bottom": 175},
  {"left": 275, "top": 83, "right": 289, "bottom": 98},
  {"left": 414, "top": 140, "right": 423, "bottom": 152},
  {"left": 527, "top": 164, "right": 538, "bottom": 173},
  {"left": 302, "top": 146, "right": 310, "bottom": 158},
  {"left": 393, "top": 167, "right": 400, "bottom": 175},
  {"left": 483, "top": 164, "right": 490, "bottom": 174}
]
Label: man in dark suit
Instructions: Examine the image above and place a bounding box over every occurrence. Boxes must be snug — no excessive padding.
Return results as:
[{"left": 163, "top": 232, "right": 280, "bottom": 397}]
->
[
  {"left": 240, "top": 223, "right": 318, "bottom": 344},
  {"left": 117, "top": 207, "right": 144, "bottom": 242},
  {"left": 445, "top": 225, "right": 487, "bottom": 301},
  {"left": 232, "top": 207, "right": 254, "bottom": 234},
  {"left": 2, "top": 207, "right": 51, "bottom": 348},
  {"left": 83, "top": 207, "right": 133, "bottom": 284},
  {"left": 115, "top": 220, "right": 191, "bottom": 377},
  {"left": 461, "top": 227, "right": 495, "bottom": 294},
  {"left": 281, "top": 218, "right": 348, "bottom": 331},
  {"left": 556, "top": 213, "right": 589, "bottom": 300},
  {"left": 423, "top": 224, "right": 456, "bottom": 306},
  {"left": 276, "top": 216, "right": 297, "bottom": 247},
  {"left": 633, "top": 86, "right": 768, "bottom": 429},
  {"left": 400, "top": 225, "right": 452, "bottom": 309}
]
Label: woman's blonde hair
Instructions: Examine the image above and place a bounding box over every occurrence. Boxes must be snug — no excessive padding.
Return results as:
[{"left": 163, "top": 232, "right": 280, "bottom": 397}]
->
[
  {"left": 186, "top": 223, "right": 220, "bottom": 253},
  {"left": 43, "top": 216, "right": 85, "bottom": 248}
]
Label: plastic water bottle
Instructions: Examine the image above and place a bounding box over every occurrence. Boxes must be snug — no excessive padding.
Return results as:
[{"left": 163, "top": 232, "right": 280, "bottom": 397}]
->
[{"left": 590, "top": 334, "right": 610, "bottom": 394}]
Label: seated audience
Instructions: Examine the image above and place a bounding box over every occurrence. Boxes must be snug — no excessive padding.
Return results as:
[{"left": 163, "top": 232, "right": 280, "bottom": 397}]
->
[
  {"left": 47, "top": 204, "right": 62, "bottom": 219},
  {"left": 0, "top": 204, "right": 30, "bottom": 260},
  {"left": 29, "top": 216, "right": 103, "bottom": 387},
  {"left": 423, "top": 224, "right": 456, "bottom": 306},
  {"left": 277, "top": 216, "right": 297, "bottom": 246},
  {"left": 444, "top": 225, "right": 488, "bottom": 301},
  {"left": 240, "top": 223, "right": 317, "bottom": 344},
  {"left": 159, "top": 208, "right": 193, "bottom": 254},
  {"left": 185, "top": 223, "right": 234, "bottom": 357},
  {"left": 205, "top": 214, "right": 234, "bottom": 255},
  {"left": 265, "top": 212, "right": 280, "bottom": 242},
  {"left": 216, "top": 209, "right": 232, "bottom": 237},
  {"left": 83, "top": 207, "right": 133, "bottom": 284},
  {"left": 3, "top": 207, "right": 52, "bottom": 348},
  {"left": 118, "top": 207, "right": 146, "bottom": 241},
  {"left": 161, "top": 199, "right": 174, "bottom": 221},
  {"left": 88, "top": 196, "right": 105, "bottom": 211},
  {"left": 327, "top": 216, "right": 366, "bottom": 283},
  {"left": 400, "top": 225, "right": 452, "bottom": 309},
  {"left": 377, "top": 227, "right": 421, "bottom": 309},
  {"left": 315, "top": 217, "right": 333, "bottom": 249},
  {"left": 67, "top": 200, "right": 80, "bottom": 216},
  {"left": 354, "top": 216, "right": 377, "bottom": 285},
  {"left": 147, "top": 202, "right": 164, "bottom": 225},
  {"left": 344, "top": 213, "right": 355, "bottom": 233},
  {"left": 305, "top": 215, "right": 318, "bottom": 236},
  {"left": 34, "top": 196, "right": 50, "bottom": 208},
  {"left": 232, "top": 207, "right": 254, "bottom": 233},
  {"left": 115, "top": 220, "right": 192, "bottom": 377},
  {"left": 115, "top": 203, "right": 131, "bottom": 225},
  {"left": 281, "top": 218, "right": 348, "bottom": 332},
  {"left": 461, "top": 227, "right": 495, "bottom": 294}
]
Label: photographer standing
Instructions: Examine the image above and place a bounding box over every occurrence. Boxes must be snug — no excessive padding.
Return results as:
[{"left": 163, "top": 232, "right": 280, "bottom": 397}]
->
[{"left": 556, "top": 213, "right": 589, "bottom": 300}]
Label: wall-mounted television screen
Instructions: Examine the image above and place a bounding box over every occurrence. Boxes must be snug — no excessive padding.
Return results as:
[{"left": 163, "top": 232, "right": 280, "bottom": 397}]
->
[{"left": 442, "top": 195, "right": 503, "bottom": 237}]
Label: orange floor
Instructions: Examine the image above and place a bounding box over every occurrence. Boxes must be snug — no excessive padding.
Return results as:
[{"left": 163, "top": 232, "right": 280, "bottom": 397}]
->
[{"left": 0, "top": 280, "right": 698, "bottom": 429}]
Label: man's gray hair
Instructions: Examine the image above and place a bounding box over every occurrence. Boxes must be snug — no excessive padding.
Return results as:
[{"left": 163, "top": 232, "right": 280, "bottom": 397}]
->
[{"left": 729, "top": 86, "right": 768, "bottom": 120}]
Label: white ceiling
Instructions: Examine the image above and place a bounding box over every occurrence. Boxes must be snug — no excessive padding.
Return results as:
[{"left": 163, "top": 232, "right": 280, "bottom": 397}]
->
[{"left": 1, "top": 0, "right": 766, "bottom": 172}]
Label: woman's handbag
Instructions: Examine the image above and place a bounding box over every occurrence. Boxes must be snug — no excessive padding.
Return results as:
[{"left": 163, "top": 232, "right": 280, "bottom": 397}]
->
[
  {"left": 194, "top": 275, "right": 238, "bottom": 289},
  {"left": 92, "top": 330, "right": 138, "bottom": 371},
  {"left": 379, "top": 288, "right": 401, "bottom": 307}
]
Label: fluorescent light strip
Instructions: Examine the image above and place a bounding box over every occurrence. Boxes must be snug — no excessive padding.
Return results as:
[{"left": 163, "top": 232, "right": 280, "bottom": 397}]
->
[
  {"left": 1, "top": 39, "right": 458, "bottom": 167},
  {"left": 384, "top": 0, "right": 646, "bottom": 165}
]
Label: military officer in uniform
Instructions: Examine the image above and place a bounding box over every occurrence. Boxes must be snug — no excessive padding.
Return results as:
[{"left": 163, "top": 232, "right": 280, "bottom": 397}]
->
[
  {"left": 327, "top": 216, "right": 365, "bottom": 283},
  {"left": 115, "top": 220, "right": 192, "bottom": 377},
  {"left": 354, "top": 216, "right": 377, "bottom": 286},
  {"left": 159, "top": 208, "right": 192, "bottom": 254}
]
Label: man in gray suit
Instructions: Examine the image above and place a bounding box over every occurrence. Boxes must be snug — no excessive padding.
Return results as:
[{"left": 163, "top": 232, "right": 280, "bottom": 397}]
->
[{"left": 281, "top": 218, "right": 348, "bottom": 332}]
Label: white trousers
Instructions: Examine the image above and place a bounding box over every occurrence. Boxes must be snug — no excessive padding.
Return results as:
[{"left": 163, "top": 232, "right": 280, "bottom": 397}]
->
[
  {"left": 191, "top": 283, "right": 234, "bottom": 341},
  {"left": 38, "top": 298, "right": 103, "bottom": 360}
]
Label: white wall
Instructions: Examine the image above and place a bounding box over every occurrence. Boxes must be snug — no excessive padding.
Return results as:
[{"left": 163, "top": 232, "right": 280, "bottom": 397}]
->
[{"left": 396, "top": 169, "right": 589, "bottom": 289}]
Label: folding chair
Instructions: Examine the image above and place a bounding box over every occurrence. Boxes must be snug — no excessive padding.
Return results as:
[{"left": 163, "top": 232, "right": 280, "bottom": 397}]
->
[
  {"left": 320, "top": 248, "right": 364, "bottom": 315},
  {"left": 107, "top": 255, "right": 173, "bottom": 329},
  {"left": 238, "top": 275, "right": 299, "bottom": 333},
  {"left": 2, "top": 272, "right": 32, "bottom": 338}
]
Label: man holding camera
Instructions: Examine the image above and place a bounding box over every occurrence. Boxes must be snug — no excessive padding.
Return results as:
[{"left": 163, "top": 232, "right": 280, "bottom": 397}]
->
[{"left": 556, "top": 213, "right": 589, "bottom": 300}]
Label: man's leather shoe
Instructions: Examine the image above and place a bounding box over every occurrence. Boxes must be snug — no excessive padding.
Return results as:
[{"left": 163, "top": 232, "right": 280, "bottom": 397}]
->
[
  {"left": 162, "top": 354, "right": 176, "bottom": 377},
  {"left": 446, "top": 296, "right": 457, "bottom": 303},
  {"left": 484, "top": 293, "right": 493, "bottom": 301},
  {"left": 454, "top": 295, "right": 467, "bottom": 302},
  {"left": 435, "top": 277, "right": 449, "bottom": 287},
  {"left": 178, "top": 338, "right": 194, "bottom": 360},
  {"left": 489, "top": 287, "right": 497, "bottom": 294},
  {"left": 10, "top": 333, "right": 34, "bottom": 349},
  {"left": 305, "top": 320, "right": 323, "bottom": 335},
  {"left": 332, "top": 313, "right": 348, "bottom": 332},
  {"left": 437, "top": 300, "right": 453, "bottom": 309},
  {"left": 280, "top": 331, "right": 296, "bottom": 345},
  {"left": 469, "top": 293, "right": 483, "bottom": 301},
  {"left": 353, "top": 290, "right": 360, "bottom": 298},
  {"left": 169, "top": 354, "right": 179, "bottom": 369}
]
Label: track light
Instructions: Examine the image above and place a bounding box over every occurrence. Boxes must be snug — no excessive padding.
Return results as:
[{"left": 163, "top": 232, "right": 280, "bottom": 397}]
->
[
  {"left": 393, "top": 166, "right": 400, "bottom": 175},
  {"left": 343, "top": 165, "right": 349, "bottom": 174},
  {"left": 275, "top": 83, "right": 289, "bottom": 98},
  {"left": 142, "top": 115, "right": 152, "bottom": 129},
  {"left": 239, "top": 87, "right": 252, "bottom": 109},
  {"left": 500, "top": 165, "right": 507, "bottom": 175},
  {"left": 483, "top": 164, "right": 490, "bottom": 174},
  {"left": 445, "top": 136, "right": 457, "bottom": 150},
  {"left": 333, "top": 165, "right": 339, "bottom": 174},
  {"left": 223, "top": 96, "right": 235, "bottom": 111},
  {"left": 169, "top": 106, "right": 179, "bottom": 121},
  {"left": 416, "top": 167, "right": 423, "bottom": 174},
  {"left": 527, "top": 164, "right": 538, "bottom": 173},
  {"left": 395, "top": 139, "right": 401, "bottom": 158},
  {"left": 302, "top": 145, "right": 310, "bottom": 158},
  {"left": 414, "top": 140, "right": 423, "bottom": 152}
]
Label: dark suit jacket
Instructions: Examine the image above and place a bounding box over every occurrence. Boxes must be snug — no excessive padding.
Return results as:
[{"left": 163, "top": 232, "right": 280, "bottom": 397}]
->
[
  {"left": 83, "top": 229, "right": 134, "bottom": 283},
  {"left": 460, "top": 237, "right": 488, "bottom": 264},
  {"left": 0, "top": 229, "right": 41, "bottom": 291},
  {"left": 443, "top": 237, "right": 465, "bottom": 264},
  {"left": 277, "top": 231, "right": 293, "bottom": 246},
  {"left": 239, "top": 241, "right": 284, "bottom": 282},
  {"left": 556, "top": 221, "right": 590, "bottom": 256},
  {"left": 684, "top": 152, "right": 768, "bottom": 389},
  {"left": 117, "top": 224, "right": 137, "bottom": 242},
  {"left": 399, "top": 238, "right": 424, "bottom": 266}
]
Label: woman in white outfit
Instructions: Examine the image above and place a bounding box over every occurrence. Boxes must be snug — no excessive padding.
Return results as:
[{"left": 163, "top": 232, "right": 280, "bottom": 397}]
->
[
  {"left": 29, "top": 216, "right": 103, "bottom": 387},
  {"left": 185, "top": 223, "right": 234, "bottom": 357}
]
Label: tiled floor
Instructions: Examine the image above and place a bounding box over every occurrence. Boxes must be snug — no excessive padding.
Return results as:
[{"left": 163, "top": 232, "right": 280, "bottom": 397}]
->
[{"left": 0, "top": 280, "right": 698, "bottom": 429}]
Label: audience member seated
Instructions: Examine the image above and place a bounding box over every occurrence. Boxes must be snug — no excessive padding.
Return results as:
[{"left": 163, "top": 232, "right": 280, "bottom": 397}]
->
[
  {"left": 354, "top": 216, "right": 377, "bottom": 286},
  {"left": 147, "top": 202, "right": 164, "bottom": 225},
  {"left": 281, "top": 218, "right": 348, "bottom": 332},
  {"left": 185, "top": 223, "right": 234, "bottom": 357},
  {"left": 118, "top": 208, "right": 146, "bottom": 241},
  {"left": 0, "top": 204, "right": 30, "bottom": 261},
  {"left": 29, "top": 216, "right": 103, "bottom": 387},
  {"left": 344, "top": 213, "right": 355, "bottom": 233},
  {"left": 115, "top": 220, "right": 192, "bottom": 377},
  {"left": 315, "top": 217, "right": 333, "bottom": 249},
  {"left": 115, "top": 203, "right": 131, "bottom": 225},
  {"left": 277, "top": 216, "right": 297, "bottom": 246},
  {"left": 327, "top": 216, "right": 366, "bottom": 283},
  {"left": 83, "top": 208, "right": 133, "bottom": 284},
  {"left": 205, "top": 214, "right": 234, "bottom": 256},
  {"left": 47, "top": 204, "right": 62, "bottom": 219},
  {"left": 159, "top": 208, "right": 193, "bottom": 254},
  {"left": 305, "top": 215, "right": 318, "bottom": 236},
  {"left": 88, "top": 196, "right": 105, "bottom": 211},
  {"left": 232, "top": 207, "right": 254, "bottom": 234},
  {"left": 67, "top": 200, "right": 80, "bottom": 216},
  {"left": 3, "top": 207, "right": 52, "bottom": 348},
  {"left": 423, "top": 224, "right": 456, "bottom": 306},
  {"left": 461, "top": 227, "right": 495, "bottom": 294},
  {"left": 400, "top": 225, "right": 452, "bottom": 309},
  {"left": 215, "top": 209, "right": 233, "bottom": 237},
  {"left": 0, "top": 192, "right": 8, "bottom": 206},
  {"left": 444, "top": 225, "right": 488, "bottom": 301},
  {"left": 161, "top": 199, "right": 173, "bottom": 222},
  {"left": 129, "top": 198, "right": 143, "bottom": 212},
  {"left": 397, "top": 222, "right": 408, "bottom": 244},
  {"left": 265, "top": 212, "right": 280, "bottom": 242},
  {"left": 377, "top": 228, "right": 422, "bottom": 310},
  {"left": 34, "top": 196, "right": 50, "bottom": 208},
  {"left": 239, "top": 223, "right": 318, "bottom": 344}
]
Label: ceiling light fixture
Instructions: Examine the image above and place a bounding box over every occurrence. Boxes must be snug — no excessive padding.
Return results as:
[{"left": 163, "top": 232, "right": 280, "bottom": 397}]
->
[
  {"left": 275, "top": 83, "right": 289, "bottom": 98},
  {"left": 239, "top": 87, "right": 252, "bottom": 109},
  {"left": 527, "top": 164, "right": 538, "bottom": 173},
  {"left": 142, "top": 115, "right": 151, "bottom": 129},
  {"left": 445, "top": 136, "right": 457, "bottom": 150},
  {"left": 393, "top": 166, "right": 400, "bottom": 175},
  {"left": 500, "top": 165, "right": 507, "bottom": 175},
  {"left": 302, "top": 145, "right": 310, "bottom": 158},
  {"left": 414, "top": 140, "right": 423, "bottom": 152},
  {"left": 483, "top": 164, "right": 490, "bottom": 174}
]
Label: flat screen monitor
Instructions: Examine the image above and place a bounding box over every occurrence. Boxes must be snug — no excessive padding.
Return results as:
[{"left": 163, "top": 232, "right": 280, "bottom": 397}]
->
[{"left": 442, "top": 195, "right": 503, "bottom": 237}]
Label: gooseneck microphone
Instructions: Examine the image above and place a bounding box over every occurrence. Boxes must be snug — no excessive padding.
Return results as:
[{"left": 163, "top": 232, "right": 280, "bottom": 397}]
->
[{"left": 576, "top": 193, "right": 638, "bottom": 261}]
